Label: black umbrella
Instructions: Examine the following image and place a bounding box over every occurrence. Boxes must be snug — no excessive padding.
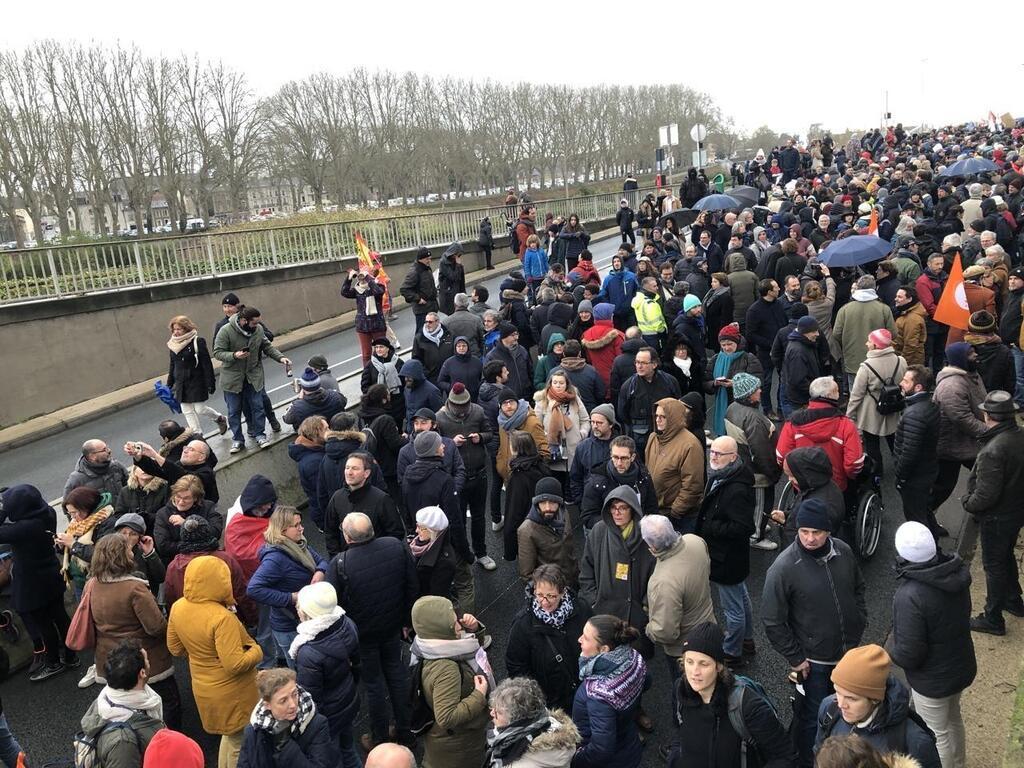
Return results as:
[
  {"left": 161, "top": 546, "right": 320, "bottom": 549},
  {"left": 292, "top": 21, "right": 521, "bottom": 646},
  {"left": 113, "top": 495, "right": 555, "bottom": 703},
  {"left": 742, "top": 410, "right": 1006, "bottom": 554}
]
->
[
  {"left": 692, "top": 193, "right": 742, "bottom": 212},
  {"left": 657, "top": 208, "right": 701, "bottom": 231},
  {"left": 723, "top": 185, "right": 760, "bottom": 207}
]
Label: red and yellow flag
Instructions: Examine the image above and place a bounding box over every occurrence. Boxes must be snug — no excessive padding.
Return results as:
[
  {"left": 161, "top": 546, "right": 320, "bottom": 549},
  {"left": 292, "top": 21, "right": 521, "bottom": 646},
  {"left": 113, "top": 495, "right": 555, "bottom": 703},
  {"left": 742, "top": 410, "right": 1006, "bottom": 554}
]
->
[
  {"left": 866, "top": 208, "right": 878, "bottom": 236},
  {"left": 354, "top": 231, "right": 391, "bottom": 313},
  {"left": 934, "top": 254, "right": 970, "bottom": 331}
]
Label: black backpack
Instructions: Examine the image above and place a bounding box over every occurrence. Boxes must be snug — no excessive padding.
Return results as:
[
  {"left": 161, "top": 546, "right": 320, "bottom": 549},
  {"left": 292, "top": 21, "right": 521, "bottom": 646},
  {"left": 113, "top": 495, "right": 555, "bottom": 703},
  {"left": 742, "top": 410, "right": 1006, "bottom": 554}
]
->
[
  {"left": 863, "top": 362, "right": 905, "bottom": 415},
  {"left": 408, "top": 657, "right": 436, "bottom": 736},
  {"left": 508, "top": 221, "right": 521, "bottom": 256}
]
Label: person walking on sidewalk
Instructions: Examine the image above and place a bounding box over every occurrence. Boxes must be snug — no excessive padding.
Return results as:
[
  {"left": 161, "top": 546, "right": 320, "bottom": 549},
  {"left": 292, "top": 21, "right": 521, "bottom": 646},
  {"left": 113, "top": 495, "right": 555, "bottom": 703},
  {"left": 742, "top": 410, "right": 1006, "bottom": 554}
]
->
[
  {"left": 400, "top": 247, "right": 438, "bottom": 337},
  {"left": 213, "top": 306, "right": 291, "bottom": 454},
  {"left": 960, "top": 390, "right": 1024, "bottom": 636},
  {"left": 886, "top": 521, "right": 976, "bottom": 768},
  {"left": 166, "top": 315, "right": 228, "bottom": 436}
]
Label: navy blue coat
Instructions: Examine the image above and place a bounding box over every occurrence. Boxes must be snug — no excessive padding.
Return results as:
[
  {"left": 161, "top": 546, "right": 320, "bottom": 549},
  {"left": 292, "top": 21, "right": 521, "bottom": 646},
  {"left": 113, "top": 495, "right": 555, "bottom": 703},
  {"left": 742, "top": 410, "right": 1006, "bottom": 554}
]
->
[
  {"left": 437, "top": 352, "right": 483, "bottom": 400},
  {"left": 316, "top": 431, "right": 386, "bottom": 518},
  {"left": 400, "top": 360, "right": 444, "bottom": 430},
  {"left": 247, "top": 544, "right": 329, "bottom": 632},
  {"left": 326, "top": 537, "right": 418, "bottom": 645},
  {"left": 288, "top": 442, "right": 326, "bottom": 527},
  {"left": 0, "top": 485, "right": 65, "bottom": 613},
  {"left": 572, "top": 670, "right": 648, "bottom": 768},
  {"left": 401, "top": 457, "right": 472, "bottom": 562},
  {"left": 294, "top": 615, "right": 361, "bottom": 737},
  {"left": 237, "top": 708, "right": 336, "bottom": 768},
  {"left": 282, "top": 389, "right": 347, "bottom": 430}
]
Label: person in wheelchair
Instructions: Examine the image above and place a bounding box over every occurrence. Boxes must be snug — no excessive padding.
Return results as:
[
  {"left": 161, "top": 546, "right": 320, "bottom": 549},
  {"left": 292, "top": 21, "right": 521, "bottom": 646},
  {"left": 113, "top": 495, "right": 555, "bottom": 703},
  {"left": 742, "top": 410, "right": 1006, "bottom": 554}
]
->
[{"left": 771, "top": 446, "right": 845, "bottom": 546}]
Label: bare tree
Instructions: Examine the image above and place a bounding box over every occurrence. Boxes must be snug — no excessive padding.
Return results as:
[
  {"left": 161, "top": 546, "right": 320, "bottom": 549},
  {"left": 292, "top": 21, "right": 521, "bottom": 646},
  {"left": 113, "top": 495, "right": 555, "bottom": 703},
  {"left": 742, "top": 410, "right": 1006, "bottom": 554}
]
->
[{"left": 208, "top": 62, "right": 265, "bottom": 213}]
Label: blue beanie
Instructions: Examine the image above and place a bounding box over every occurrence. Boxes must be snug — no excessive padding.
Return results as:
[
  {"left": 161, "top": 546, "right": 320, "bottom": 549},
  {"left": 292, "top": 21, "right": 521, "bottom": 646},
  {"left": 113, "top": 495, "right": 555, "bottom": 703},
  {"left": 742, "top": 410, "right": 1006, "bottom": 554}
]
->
[
  {"left": 795, "top": 497, "right": 832, "bottom": 532},
  {"left": 683, "top": 294, "right": 702, "bottom": 313},
  {"left": 593, "top": 302, "right": 615, "bottom": 321},
  {"left": 945, "top": 341, "right": 972, "bottom": 371}
]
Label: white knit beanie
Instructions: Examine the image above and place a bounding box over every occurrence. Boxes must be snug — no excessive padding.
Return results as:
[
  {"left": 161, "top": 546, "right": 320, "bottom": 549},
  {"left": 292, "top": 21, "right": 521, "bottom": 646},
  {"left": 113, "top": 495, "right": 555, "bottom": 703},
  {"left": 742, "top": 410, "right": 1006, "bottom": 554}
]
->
[
  {"left": 297, "top": 582, "right": 339, "bottom": 619},
  {"left": 416, "top": 506, "right": 449, "bottom": 532},
  {"left": 894, "top": 522, "right": 936, "bottom": 563}
]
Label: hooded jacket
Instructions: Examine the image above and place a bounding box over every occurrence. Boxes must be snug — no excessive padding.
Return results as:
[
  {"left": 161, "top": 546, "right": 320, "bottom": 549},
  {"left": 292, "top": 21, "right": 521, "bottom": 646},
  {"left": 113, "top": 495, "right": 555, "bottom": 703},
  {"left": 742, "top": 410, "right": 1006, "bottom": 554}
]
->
[
  {"left": 317, "top": 428, "right": 387, "bottom": 517},
  {"left": 580, "top": 458, "right": 658, "bottom": 530},
  {"left": 830, "top": 290, "right": 897, "bottom": 374},
  {"left": 776, "top": 400, "right": 864, "bottom": 491},
  {"left": 726, "top": 253, "right": 759, "bottom": 324},
  {"left": 815, "top": 676, "right": 941, "bottom": 768},
  {"left": 579, "top": 487, "right": 656, "bottom": 635},
  {"left": 113, "top": 472, "right": 168, "bottom": 534},
  {"left": 437, "top": 342, "right": 484, "bottom": 400},
  {"left": 0, "top": 485, "right": 65, "bottom": 613},
  {"left": 644, "top": 534, "right": 714, "bottom": 656},
  {"left": 762, "top": 536, "right": 867, "bottom": 666},
  {"left": 534, "top": 333, "right": 566, "bottom": 391},
  {"left": 599, "top": 267, "right": 638, "bottom": 316},
  {"left": 282, "top": 387, "right": 347, "bottom": 430},
  {"left": 782, "top": 447, "right": 846, "bottom": 541},
  {"left": 782, "top": 331, "right": 822, "bottom": 407},
  {"left": 933, "top": 366, "right": 987, "bottom": 462},
  {"left": 437, "top": 246, "right": 466, "bottom": 315},
  {"left": 167, "top": 556, "right": 262, "bottom": 735},
  {"left": 400, "top": 359, "right": 444, "bottom": 429},
  {"left": 212, "top": 313, "right": 285, "bottom": 393},
  {"left": 645, "top": 398, "right": 705, "bottom": 519},
  {"left": 887, "top": 552, "right": 976, "bottom": 699}
]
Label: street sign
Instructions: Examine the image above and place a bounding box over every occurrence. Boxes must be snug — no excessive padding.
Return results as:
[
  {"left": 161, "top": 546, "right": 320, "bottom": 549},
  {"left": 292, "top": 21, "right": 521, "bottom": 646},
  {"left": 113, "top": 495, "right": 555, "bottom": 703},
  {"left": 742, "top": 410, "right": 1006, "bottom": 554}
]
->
[{"left": 690, "top": 123, "right": 708, "bottom": 143}]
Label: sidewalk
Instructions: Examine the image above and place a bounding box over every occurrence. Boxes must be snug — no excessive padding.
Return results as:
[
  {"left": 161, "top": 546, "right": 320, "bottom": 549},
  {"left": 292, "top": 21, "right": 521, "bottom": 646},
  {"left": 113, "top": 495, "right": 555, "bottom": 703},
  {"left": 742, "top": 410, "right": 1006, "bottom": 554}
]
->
[{"left": 962, "top": 531, "right": 1024, "bottom": 767}]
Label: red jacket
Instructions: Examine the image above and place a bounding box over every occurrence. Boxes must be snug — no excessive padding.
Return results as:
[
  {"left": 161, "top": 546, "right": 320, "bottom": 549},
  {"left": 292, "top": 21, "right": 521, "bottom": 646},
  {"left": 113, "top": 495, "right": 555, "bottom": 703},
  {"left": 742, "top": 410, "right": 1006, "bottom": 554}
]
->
[
  {"left": 776, "top": 400, "right": 864, "bottom": 491},
  {"left": 570, "top": 261, "right": 601, "bottom": 286},
  {"left": 223, "top": 513, "right": 269, "bottom": 581},
  {"left": 581, "top": 319, "right": 624, "bottom": 397}
]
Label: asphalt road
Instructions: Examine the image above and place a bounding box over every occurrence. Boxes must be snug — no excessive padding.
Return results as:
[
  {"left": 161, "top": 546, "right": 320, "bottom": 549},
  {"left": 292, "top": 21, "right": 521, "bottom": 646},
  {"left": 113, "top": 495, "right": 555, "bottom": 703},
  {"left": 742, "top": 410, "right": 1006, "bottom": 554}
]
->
[{"left": 0, "top": 233, "right": 975, "bottom": 765}]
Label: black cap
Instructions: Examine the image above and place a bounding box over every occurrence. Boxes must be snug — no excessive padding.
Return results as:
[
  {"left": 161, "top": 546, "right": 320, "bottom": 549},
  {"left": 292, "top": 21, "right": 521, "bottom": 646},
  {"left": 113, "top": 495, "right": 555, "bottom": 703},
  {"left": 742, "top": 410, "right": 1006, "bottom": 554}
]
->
[
  {"left": 416, "top": 247, "right": 432, "bottom": 261},
  {"left": 221, "top": 292, "right": 240, "bottom": 306},
  {"left": 413, "top": 407, "right": 436, "bottom": 422},
  {"left": 682, "top": 621, "right": 725, "bottom": 663}
]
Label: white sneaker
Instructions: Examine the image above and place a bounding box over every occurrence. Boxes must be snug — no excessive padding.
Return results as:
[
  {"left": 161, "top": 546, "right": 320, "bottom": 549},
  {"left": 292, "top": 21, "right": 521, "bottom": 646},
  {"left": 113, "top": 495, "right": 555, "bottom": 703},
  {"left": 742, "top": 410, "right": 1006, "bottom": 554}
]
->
[
  {"left": 476, "top": 556, "right": 497, "bottom": 571},
  {"left": 750, "top": 537, "right": 779, "bottom": 552},
  {"left": 78, "top": 663, "right": 97, "bottom": 688},
  {"left": 491, "top": 518, "right": 504, "bottom": 532},
  {"left": 229, "top": 441, "right": 244, "bottom": 454},
  {"left": 255, "top": 436, "right": 270, "bottom": 449}
]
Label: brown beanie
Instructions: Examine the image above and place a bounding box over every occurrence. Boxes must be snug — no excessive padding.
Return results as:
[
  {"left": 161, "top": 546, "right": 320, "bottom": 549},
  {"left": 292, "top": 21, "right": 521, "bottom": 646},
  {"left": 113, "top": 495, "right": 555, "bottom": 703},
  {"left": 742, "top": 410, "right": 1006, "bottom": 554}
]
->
[{"left": 830, "top": 644, "right": 890, "bottom": 701}]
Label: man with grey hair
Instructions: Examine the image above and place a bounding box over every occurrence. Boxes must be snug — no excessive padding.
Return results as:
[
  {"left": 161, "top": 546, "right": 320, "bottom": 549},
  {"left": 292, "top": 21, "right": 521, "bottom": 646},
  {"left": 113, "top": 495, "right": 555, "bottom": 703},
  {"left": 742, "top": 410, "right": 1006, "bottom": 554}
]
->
[
  {"left": 641, "top": 512, "right": 714, "bottom": 710},
  {"left": 128, "top": 438, "right": 218, "bottom": 503},
  {"left": 830, "top": 274, "right": 896, "bottom": 385},
  {"left": 411, "top": 311, "right": 453, "bottom": 385},
  {"left": 64, "top": 438, "right": 130, "bottom": 498},
  {"left": 327, "top": 509, "right": 418, "bottom": 751},
  {"left": 961, "top": 183, "right": 984, "bottom": 224},
  {"left": 444, "top": 292, "right": 485, "bottom": 356},
  {"left": 366, "top": 743, "right": 417, "bottom": 768}
]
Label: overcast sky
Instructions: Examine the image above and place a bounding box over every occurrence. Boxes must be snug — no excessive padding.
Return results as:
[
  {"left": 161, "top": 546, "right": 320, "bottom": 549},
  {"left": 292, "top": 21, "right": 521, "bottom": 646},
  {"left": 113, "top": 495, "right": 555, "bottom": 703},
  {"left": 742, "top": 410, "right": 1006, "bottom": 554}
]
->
[{"left": 6, "top": 2, "right": 1022, "bottom": 139}]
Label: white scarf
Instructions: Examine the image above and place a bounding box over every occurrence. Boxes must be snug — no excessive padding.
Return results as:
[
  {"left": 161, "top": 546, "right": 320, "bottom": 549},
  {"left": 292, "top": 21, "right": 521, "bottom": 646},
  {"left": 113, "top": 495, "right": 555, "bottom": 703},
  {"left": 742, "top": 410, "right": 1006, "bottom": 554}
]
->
[
  {"left": 422, "top": 322, "right": 445, "bottom": 347},
  {"left": 96, "top": 684, "right": 164, "bottom": 722},
  {"left": 167, "top": 329, "right": 198, "bottom": 355},
  {"left": 410, "top": 635, "right": 496, "bottom": 690},
  {"left": 289, "top": 608, "right": 346, "bottom": 658},
  {"left": 673, "top": 356, "right": 693, "bottom": 376},
  {"left": 356, "top": 279, "right": 379, "bottom": 316}
]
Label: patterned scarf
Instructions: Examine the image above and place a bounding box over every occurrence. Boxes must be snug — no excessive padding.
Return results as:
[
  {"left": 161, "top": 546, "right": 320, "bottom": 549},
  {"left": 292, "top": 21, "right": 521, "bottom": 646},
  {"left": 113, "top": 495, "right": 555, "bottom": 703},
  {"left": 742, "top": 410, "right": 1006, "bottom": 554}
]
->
[
  {"left": 529, "top": 585, "right": 574, "bottom": 628},
  {"left": 250, "top": 685, "right": 316, "bottom": 738},
  {"left": 579, "top": 645, "right": 647, "bottom": 711},
  {"left": 486, "top": 713, "right": 562, "bottom": 768},
  {"left": 354, "top": 278, "right": 379, "bottom": 316},
  {"left": 62, "top": 501, "right": 114, "bottom": 583}
]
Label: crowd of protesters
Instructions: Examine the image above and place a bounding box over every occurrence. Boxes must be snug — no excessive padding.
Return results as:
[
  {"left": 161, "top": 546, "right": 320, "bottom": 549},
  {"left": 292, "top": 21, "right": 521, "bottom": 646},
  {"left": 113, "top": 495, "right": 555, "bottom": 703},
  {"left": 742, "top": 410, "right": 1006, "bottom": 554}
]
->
[{"left": 3, "top": 118, "right": 1024, "bottom": 768}]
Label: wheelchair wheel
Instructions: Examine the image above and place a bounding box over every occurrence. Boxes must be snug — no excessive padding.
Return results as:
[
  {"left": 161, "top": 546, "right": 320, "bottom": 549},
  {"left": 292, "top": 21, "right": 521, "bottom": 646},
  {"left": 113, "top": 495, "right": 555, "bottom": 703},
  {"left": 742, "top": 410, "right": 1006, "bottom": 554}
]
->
[
  {"left": 777, "top": 480, "right": 798, "bottom": 516},
  {"left": 854, "top": 487, "right": 884, "bottom": 559}
]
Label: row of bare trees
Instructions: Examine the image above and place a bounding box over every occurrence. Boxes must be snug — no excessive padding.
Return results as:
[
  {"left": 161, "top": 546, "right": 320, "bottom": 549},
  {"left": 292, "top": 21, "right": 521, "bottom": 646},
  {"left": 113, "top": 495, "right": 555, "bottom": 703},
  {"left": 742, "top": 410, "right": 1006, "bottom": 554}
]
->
[{"left": 0, "top": 41, "right": 740, "bottom": 247}]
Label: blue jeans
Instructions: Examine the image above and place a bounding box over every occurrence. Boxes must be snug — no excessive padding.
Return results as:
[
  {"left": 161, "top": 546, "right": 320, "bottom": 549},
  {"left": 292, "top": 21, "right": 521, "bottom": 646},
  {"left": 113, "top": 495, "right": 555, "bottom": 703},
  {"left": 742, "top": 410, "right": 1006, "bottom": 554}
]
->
[
  {"left": 0, "top": 714, "right": 22, "bottom": 768},
  {"left": 361, "top": 634, "right": 411, "bottom": 742},
  {"left": 224, "top": 381, "right": 265, "bottom": 442},
  {"left": 272, "top": 629, "right": 298, "bottom": 670},
  {"left": 336, "top": 723, "right": 363, "bottom": 768},
  {"left": 1012, "top": 347, "right": 1024, "bottom": 407},
  {"left": 714, "top": 581, "right": 752, "bottom": 657},
  {"left": 797, "top": 662, "right": 836, "bottom": 768},
  {"left": 256, "top": 604, "right": 277, "bottom": 669}
]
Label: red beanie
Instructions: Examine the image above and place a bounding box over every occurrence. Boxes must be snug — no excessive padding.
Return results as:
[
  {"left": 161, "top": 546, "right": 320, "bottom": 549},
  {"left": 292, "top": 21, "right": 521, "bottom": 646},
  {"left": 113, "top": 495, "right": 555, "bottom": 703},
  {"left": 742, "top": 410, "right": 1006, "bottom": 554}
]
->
[
  {"left": 144, "top": 729, "right": 204, "bottom": 768},
  {"left": 718, "top": 322, "right": 742, "bottom": 343}
]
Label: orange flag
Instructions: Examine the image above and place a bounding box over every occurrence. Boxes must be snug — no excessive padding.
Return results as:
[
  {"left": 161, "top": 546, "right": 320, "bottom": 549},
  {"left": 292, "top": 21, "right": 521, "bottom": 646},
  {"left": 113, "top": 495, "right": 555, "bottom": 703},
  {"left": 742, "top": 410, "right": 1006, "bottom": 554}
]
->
[
  {"left": 934, "top": 254, "right": 970, "bottom": 331},
  {"left": 354, "top": 231, "right": 392, "bottom": 314},
  {"left": 867, "top": 208, "right": 878, "bottom": 235}
]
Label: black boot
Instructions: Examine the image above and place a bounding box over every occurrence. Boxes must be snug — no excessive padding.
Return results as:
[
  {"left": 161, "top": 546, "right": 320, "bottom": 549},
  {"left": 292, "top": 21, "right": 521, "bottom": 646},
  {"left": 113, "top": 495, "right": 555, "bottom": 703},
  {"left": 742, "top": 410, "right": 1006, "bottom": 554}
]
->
[{"left": 970, "top": 612, "right": 1006, "bottom": 635}]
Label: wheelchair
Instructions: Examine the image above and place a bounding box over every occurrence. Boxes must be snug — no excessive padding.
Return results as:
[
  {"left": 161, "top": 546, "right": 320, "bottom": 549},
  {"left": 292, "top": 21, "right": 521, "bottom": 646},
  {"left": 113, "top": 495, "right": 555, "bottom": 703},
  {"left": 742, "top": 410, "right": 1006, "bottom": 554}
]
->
[{"left": 776, "top": 457, "right": 884, "bottom": 560}]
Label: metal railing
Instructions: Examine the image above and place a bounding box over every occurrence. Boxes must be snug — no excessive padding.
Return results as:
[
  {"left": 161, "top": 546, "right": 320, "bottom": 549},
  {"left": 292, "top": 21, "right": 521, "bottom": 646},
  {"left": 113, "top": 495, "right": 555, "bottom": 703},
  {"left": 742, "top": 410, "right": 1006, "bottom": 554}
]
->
[{"left": 0, "top": 186, "right": 657, "bottom": 305}]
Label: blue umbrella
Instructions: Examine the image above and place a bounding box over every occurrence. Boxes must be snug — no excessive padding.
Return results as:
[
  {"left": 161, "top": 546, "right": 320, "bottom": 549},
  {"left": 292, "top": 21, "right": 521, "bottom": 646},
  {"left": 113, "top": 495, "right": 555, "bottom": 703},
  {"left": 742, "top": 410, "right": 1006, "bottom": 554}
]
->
[
  {"left": 818, "top": 235, "right": 893, "bottom": 268},
  {"left": 937, "top": 156, "right": 998, "bottom": 177},
  {"left": 153, "top": 380, "right": 182, "bottom": 413},
  {"left": 692, "top": 193, "right": 741, "bottom": 212}
]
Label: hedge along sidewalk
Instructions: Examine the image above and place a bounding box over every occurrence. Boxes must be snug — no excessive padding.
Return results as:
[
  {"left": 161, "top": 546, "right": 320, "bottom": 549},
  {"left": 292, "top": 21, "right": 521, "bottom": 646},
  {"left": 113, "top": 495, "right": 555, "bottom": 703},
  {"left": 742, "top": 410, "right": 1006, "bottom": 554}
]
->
[
  {"left": 959, "top": 530, "right": 1024, "bottom": 768},
  {"left": 0, "top": 224, "right": 625, "bottom": 453}
]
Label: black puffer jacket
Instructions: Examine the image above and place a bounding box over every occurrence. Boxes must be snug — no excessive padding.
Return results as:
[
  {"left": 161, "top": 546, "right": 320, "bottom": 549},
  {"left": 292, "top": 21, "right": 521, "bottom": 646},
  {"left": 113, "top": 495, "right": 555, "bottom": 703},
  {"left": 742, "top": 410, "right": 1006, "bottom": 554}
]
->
[
  {"left": 609, "top": 337, "right": 643, "bottom": 396},
  {"left": 358, "top": 406, "right": 406, "bottom": 481},
  {"left": 782, "top": 331, "right": 821, "bottom": 407},
  {"left": 0, "top": 485, "right": 66, "bottom": 613},
  {"left": 886, "top": 552, "right": 976, "bottom": 699},
  {"left": 113, "top": 475, "right": 168, "bottom": 535},
  {"left": 962, "top": 419, "right": 1024, "bottom": 524},
  {"left": 294, "top": 614, "right": 361, "bottom": 736},
  {"left": 166, "top": 336, "right": 216, "bottom": 404},
  {"left": 893, "top": 390, "right": 939, "bottom": 485},
  {"left": 762, "top": 536, "right": 866, "bottom": 666},
  {"left": 411, "top": 529, "right": 458, "bottom": 601},
  {"left": 505, "top": 590, "right": 593, "bottom": 712},
  {"left": 327, "top": 536, "right": 418, "bottom": 644},
  {"left": 696, "top": 460, "right": 756, "bottom": 585}
]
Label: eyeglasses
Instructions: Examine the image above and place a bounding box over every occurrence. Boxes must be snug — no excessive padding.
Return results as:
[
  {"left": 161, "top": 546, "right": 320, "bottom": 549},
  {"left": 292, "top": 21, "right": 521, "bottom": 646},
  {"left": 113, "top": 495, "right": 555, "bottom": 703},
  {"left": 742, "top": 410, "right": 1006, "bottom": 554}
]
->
[
  {"left": 654, "top": 413, "right": 667, "bottom": 420},
  {"left": 635, "top": 360, "right": 654, "bottom": 366},
  {"left": 709, "top": 449, "right": 736, "bottom": 458},
  {"left": 534, "top": 592, "right": 561, "bottom": 602}
]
